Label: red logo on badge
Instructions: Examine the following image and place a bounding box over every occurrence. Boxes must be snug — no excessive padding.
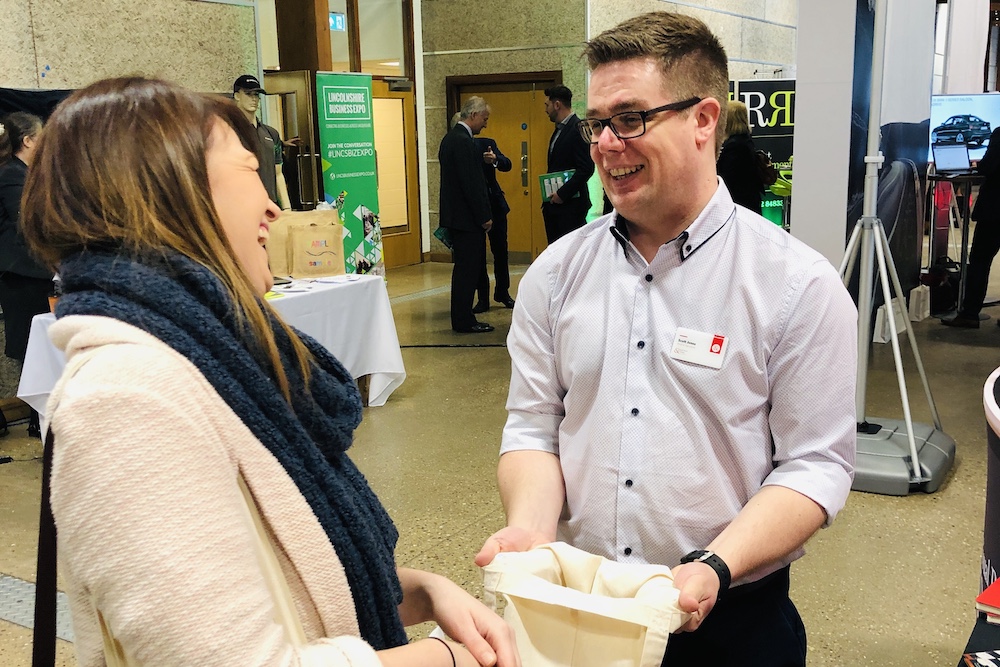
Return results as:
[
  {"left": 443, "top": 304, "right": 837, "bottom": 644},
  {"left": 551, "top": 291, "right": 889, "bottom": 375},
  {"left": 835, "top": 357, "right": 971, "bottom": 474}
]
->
[{"left": 710, "top": 335, "right": 725, "bottom": 354}]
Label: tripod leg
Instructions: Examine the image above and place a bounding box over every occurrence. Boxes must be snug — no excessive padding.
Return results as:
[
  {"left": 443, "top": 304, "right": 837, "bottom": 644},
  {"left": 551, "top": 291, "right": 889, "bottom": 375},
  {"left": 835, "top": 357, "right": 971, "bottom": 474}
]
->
[
  {"left": 872, "top": 221, "right": 923, "bottom": 481},
  {"left": 840, "top": 221, "right": 863, "bottom": 285},
  {"left": 856, "top": 223, "right": 878, "bottom": 423},
  {"left": 875, "top": 221, "right": 943, "bottom": 429}
]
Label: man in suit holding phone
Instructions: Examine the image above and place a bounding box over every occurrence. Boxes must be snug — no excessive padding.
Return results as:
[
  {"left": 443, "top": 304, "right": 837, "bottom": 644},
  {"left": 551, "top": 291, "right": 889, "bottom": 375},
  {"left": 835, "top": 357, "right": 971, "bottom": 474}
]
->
[
  {"left": 439, "top": 97, "right": 494, "bottom": 333},
  {"left": 542, "top": 85, "right": 595, "bottom": 243},
  {"left": 473, "top": 136, "right": 516, "bottom": 312}
]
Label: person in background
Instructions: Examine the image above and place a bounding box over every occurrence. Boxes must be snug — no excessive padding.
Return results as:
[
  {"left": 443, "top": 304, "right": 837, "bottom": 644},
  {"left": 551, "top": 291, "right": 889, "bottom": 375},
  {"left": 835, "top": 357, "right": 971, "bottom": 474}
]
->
[
  {"left": 22, "top": 77, "right": 518, "bottom": 667},
  {"left": 716, "top": 100, "right": 764, "bottom": 215},
  {"left": 542, "top": 85, "right": 594, "bottom": 244},
  {"left": 476, "top": 12, "right": 856, "bottom": 667},
  {"left": 232, "top": 74, "right": 292, "bottom": 211},
  {"left": 439, "top": 97, "right": 494, "bottom": 333},
  {"left": 943, "top": 123, "right": 1000, "bottom": 328},
  {"left": 474, "top": 135, "right": 515, "bottom": 313},
  {"left": 0, "top": 111, "right": 49, "bottom": 438}
]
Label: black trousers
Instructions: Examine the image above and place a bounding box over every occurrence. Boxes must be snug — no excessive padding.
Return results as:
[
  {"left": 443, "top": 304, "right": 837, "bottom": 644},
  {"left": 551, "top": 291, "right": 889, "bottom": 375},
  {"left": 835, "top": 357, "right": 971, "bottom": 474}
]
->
[
  {"left": 450, "top": 227, "right": 487, "bottom": 330},
  {"left": 662, "top": 567, "right": 805, "bottom": 667},
  {"left": 477, "top": 211, "right": 511, "bottom": 303},
  {"left": 542, "top": 201, "right": 587, "bottom": 244},
  {"left": 0, "top": 273, "right": 51, "bottom": 362},
  {"left": 959, "top": 217, "right": 1000, "bottom": 317}
]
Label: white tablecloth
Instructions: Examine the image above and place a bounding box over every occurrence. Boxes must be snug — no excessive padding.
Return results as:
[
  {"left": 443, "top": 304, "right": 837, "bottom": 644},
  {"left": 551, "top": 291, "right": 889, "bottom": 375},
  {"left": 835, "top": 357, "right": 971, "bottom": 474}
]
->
[{"left": 17, "top": 274, "right": 406, "bottom": 415}]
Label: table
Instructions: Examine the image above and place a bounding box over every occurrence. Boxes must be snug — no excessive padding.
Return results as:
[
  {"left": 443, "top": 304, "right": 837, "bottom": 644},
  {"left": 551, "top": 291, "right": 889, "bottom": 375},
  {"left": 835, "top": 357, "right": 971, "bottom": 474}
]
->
[
  {"left": 928, "top": 172, "right": 985, "bottom": 309},
  {"left": 17, "top": 274, "right": 405, "bottom": 414}
]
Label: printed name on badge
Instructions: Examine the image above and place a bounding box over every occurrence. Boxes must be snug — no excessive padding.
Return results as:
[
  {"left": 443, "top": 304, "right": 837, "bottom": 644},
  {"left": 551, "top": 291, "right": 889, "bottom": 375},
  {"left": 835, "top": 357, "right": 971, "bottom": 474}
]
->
[{"left": 668, "top": 327, "right": 729, "bottom": 369}]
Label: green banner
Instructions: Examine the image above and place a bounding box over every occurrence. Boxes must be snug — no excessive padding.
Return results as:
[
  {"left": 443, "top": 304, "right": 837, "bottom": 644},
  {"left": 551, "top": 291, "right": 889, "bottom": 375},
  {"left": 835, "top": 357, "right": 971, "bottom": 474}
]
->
[{"left": 316, "top": 72, "right": 384, "bottom": 275}]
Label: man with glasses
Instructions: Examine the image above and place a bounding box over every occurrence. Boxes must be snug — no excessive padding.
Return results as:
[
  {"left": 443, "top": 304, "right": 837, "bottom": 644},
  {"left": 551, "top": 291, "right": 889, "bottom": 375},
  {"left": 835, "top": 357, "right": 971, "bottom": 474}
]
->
[
  {"left": 476, "top": 12, "right": 856, "bottom": 666},
  {"left": 542, "top": 85, "right": 594, "bottom": 243}
]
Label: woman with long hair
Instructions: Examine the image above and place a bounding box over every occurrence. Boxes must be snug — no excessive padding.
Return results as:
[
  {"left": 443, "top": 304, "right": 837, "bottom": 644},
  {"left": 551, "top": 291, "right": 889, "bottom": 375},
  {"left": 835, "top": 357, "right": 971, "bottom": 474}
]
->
[
  {"left": 0, "top": 110, "right": 49, "bottom": 437},
  {"left": 22, "top": 77, "right": 518, "bottom": 667}
]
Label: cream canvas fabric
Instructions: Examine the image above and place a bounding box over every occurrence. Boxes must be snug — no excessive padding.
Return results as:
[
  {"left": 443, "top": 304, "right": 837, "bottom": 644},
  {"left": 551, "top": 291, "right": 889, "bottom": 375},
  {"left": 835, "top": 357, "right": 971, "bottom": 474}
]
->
[{"left": 482, "top": 542, "right": 689, "bottom": 667}]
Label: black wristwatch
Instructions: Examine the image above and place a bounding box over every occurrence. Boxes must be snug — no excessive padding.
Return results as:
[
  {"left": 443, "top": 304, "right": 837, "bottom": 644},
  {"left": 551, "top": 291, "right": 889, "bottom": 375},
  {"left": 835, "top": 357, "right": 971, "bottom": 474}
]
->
[{"left": 680, "top": 550, "right": 731, "bottom": 601}]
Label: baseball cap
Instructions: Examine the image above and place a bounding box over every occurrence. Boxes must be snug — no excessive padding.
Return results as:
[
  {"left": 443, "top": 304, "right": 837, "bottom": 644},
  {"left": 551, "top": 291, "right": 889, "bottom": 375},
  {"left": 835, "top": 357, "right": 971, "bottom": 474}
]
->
[{"left": 233, "top": 75, "right": 267, "bottom": 94}]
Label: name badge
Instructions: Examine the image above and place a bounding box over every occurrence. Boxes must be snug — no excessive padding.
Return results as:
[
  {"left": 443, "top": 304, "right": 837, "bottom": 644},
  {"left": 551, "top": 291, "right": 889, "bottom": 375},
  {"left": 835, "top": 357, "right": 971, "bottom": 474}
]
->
[{"left": 669, "top": 327, "right": 729, "bottom": 369}]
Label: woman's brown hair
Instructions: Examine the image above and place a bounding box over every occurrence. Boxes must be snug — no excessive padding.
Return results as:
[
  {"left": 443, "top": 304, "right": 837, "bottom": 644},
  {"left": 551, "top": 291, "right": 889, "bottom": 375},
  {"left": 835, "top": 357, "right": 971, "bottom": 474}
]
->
[
  {"left": 725, "top": 100, "right": 752, "bottom": 139},
  {"left": 20, "top": 77, "right": 311, "bottom": 399}
]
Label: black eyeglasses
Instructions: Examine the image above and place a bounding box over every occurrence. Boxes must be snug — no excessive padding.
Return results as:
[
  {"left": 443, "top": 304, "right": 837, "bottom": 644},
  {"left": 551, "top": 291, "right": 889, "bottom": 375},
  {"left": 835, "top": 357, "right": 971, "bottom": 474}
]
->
[{"left": 579, "top": 97, "right": 702, "bottom": 144}]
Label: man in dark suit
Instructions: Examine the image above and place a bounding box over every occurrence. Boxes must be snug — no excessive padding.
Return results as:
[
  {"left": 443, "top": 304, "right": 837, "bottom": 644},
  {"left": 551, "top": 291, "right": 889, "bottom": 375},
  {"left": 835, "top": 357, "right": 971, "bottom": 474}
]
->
[
  {"left": 439, "top": 97, "right": 494, "bottom": 333},
  {"left": 944, "top": 126, "right": 1000, "bottom": 328},
  {"left": 542, "top": 85, "right": 595, "bottom": 243},
  {"left": 473, "top": 136, "right": 515, "bottom": 312}
]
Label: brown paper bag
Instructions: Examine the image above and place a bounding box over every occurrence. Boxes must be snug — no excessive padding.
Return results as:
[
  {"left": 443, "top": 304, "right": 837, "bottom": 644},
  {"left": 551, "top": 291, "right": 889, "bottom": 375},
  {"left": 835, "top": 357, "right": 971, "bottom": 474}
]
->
[
  {"left": 267, "top": 210, "right": 346, "bottom": 278},
  {"left": 266, "top": 218, "right": 290, "bottom": 277}
]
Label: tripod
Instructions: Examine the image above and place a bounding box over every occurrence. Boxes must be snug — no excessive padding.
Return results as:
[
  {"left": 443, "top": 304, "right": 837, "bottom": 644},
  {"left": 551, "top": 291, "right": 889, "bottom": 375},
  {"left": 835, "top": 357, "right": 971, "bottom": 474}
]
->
[
  {"left": 840, "top": 208, "right": 954, "bottom": 495},
  {"left": 838, "top": 0, "right": 954, "bottom": 496}
]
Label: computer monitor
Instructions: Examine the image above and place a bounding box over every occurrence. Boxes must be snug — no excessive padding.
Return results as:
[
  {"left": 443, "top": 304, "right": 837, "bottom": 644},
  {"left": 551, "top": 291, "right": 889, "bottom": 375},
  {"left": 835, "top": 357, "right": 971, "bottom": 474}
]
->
[{"left": 932, "top": 143, "right": 971, "bottom": 173}]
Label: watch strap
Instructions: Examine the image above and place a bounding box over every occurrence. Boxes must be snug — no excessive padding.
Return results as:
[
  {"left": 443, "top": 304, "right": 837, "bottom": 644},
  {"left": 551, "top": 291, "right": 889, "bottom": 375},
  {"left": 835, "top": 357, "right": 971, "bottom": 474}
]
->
[{"left": 680, "top": 550, "right": 731, "bottom": 600}]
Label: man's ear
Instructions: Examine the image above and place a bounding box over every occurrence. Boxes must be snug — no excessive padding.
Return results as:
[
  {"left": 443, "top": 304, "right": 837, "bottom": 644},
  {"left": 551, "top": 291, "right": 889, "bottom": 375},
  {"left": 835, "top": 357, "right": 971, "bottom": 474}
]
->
[{"left": 693, "top": 97, "right": 721, "bottom": 149}]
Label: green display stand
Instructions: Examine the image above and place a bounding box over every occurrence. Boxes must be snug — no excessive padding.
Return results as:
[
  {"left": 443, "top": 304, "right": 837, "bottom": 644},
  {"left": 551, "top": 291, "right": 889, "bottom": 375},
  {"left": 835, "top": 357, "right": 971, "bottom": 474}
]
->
[{"left": 761, "top": 192, "right": 784, "bottom": 227}]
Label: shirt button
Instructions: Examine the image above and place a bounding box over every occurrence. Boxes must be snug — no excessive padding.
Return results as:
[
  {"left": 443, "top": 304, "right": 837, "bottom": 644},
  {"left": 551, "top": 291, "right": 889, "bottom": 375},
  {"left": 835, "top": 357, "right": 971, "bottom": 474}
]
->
[
  {"left": 645, "top": 274, "right": 653, "bottom": 282},
  {"left": 685, "top": 244, "right": 692, "bottom": 252},
  {"left": 637, "top": 340, "right": 645, "bottom": 349},
  {"left": 624, "top": 547, "right": 632, "bottom": 556},
  {"left": 625, "top": 479, "right": 633, "bottom": 487},
  {"left": 631, "top": 408, "right": 639, "bottom": 416}
]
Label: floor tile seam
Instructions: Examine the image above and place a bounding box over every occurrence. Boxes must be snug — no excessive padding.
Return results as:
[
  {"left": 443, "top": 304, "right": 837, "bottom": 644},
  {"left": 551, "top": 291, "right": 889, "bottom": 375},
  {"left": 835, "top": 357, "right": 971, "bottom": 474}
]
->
[
  {"left": 397, "top": 511, "right": 502, "bottom": 563},
  {"left": 389, "top": 266, "right": 527, "bottom": 305}
]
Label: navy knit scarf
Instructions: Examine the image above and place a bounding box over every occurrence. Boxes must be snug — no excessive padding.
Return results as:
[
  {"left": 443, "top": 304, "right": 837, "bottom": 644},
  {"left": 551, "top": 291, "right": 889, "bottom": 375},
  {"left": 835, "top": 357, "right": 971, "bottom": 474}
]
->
[{"left": 56, "top": 249, "right": 408, "bottom": 649}]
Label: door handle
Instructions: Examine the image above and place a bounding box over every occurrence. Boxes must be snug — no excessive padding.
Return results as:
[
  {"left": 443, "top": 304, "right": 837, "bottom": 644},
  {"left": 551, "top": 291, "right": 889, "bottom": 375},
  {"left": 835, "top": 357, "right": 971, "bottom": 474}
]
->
[
  {"left": 521, "top": 141, "right": 528, "bottom": 187},
  {"left": 296, "top": 151, "right": 316, "bottom": 206}
]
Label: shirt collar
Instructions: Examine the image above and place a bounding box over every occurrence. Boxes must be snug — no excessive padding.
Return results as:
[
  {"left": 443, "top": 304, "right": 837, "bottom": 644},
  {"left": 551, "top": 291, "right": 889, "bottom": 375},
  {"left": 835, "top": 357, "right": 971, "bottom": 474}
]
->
[
  {"left": 557, "top": 113, "right": 576, "bottom": 129},
  {"left": 458, "top": 121, "right": 474, "bottom": 137},
  {"left": 607, "top": 179, "right": 735, "bottom": 261}
]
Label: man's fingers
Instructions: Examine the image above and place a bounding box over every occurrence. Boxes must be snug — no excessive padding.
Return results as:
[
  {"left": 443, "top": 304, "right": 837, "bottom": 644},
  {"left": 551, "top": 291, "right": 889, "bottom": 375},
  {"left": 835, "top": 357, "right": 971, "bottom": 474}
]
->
[{"left": 474, "top": 538, "right": 501, "bottom": 567}]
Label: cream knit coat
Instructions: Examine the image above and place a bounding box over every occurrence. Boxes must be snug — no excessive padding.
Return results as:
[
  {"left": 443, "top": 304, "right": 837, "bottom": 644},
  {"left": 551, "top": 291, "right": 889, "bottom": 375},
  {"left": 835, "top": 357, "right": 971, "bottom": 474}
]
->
[{"left": 47, "top": 315, "right": 384, "bottom": 666}]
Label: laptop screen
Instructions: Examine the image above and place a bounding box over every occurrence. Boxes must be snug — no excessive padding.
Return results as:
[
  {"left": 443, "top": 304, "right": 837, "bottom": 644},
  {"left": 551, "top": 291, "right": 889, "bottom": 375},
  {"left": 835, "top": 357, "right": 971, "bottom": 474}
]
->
[{"left": 933, "top": 143, "right": 972, "bottom": 172}]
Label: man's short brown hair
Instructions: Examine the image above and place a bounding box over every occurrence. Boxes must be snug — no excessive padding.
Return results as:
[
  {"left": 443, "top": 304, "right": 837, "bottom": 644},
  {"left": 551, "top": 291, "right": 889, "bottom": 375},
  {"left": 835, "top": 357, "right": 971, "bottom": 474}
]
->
[{"left": 583, "top": 12, "right": 729, "bottom": 151}]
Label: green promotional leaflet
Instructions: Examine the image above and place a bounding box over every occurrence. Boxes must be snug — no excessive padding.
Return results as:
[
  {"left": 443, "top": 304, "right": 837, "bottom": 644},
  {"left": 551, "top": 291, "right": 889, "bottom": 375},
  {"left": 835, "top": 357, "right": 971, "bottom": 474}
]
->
[{"left": 315, "top": 72, "right": 384, "bottom": 275}]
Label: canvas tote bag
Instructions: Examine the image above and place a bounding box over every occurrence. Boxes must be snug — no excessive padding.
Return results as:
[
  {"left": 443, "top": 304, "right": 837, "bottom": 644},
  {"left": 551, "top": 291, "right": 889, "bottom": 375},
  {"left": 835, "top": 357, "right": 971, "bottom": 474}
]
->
[{"left": 482, "top": 542, "right": 689, "bottom": 667}]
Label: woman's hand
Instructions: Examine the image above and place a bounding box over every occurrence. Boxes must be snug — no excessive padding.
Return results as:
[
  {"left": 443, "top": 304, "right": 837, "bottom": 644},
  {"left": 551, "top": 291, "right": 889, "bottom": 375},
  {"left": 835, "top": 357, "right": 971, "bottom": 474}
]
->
[{"left": 398, "top": 569, "right": 520, "bottom": 667}]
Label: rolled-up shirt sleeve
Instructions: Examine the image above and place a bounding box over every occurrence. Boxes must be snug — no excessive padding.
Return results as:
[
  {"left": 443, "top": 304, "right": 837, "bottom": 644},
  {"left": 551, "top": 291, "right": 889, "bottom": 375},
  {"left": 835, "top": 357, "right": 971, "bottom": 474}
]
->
[
  {"left": 763, "top": 258, "right": 858, "bottom": 525},
  {"left": 501, "top": 258, "right": 565, "bottom": 456}
]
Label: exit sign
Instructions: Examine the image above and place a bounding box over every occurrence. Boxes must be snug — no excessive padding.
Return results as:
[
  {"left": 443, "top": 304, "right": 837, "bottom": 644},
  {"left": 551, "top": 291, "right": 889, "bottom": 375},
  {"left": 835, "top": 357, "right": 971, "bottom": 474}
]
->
[{"left": 329, "top": 12, "right": 346, "bottom": 32}]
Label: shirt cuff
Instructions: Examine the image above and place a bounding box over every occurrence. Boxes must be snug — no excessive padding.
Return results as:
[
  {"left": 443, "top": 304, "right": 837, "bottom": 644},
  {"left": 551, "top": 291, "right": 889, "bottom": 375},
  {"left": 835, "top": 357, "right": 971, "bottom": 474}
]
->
[{"left": 500, "top": 411, "right": 562, "bottom": 456}]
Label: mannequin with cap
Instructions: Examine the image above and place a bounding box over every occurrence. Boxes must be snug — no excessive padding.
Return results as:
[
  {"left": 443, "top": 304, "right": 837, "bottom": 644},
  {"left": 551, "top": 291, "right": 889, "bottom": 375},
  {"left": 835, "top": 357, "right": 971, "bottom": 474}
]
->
[{"left": 232, "top": 74, "right": 292, "bottom": 211}]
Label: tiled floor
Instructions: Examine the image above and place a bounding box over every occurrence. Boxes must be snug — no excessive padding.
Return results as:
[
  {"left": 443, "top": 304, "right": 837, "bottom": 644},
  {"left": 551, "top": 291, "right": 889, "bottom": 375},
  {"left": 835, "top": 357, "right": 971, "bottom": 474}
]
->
[{"left": 1, "top": 255, "right": 999, "bottom": 666}]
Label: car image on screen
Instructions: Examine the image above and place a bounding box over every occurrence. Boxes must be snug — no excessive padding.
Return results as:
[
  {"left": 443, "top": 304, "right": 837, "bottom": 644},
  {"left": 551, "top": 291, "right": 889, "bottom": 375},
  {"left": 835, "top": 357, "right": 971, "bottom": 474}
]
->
[{"left": 931, "top": 114, "right": 992, "bottom": 145}]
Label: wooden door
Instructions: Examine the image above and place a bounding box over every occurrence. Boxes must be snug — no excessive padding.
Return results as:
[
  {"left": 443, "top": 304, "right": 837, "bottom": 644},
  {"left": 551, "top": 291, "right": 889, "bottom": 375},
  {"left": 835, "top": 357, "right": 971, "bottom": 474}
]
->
[
  {"left": 459, "top": 86, "right": 554, "bottom": 261},
  {"left": 372, "top": 80, "right": 421, "bottom": 267}
]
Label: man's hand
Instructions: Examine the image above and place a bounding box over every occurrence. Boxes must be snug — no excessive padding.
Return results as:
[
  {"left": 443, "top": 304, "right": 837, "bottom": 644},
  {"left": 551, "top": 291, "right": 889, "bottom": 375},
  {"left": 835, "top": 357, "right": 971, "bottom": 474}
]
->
[
  {"left": 550, "top": 192, "right": 564, "bottom": 204},
  {"left": 474, "top": 526, "right": 549, "bottom": 567},
  {"left": 670, "top": 561, "right": 721, "bottom": 633},
  {"left": 483, "top": 219, "right": 493, "bottom": 232},
  {"left": 281, "top": 136, "right": 303, "bottom": 148},
  {"left": 483, "top": 148, "right": 497, "bottom": 166}
]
